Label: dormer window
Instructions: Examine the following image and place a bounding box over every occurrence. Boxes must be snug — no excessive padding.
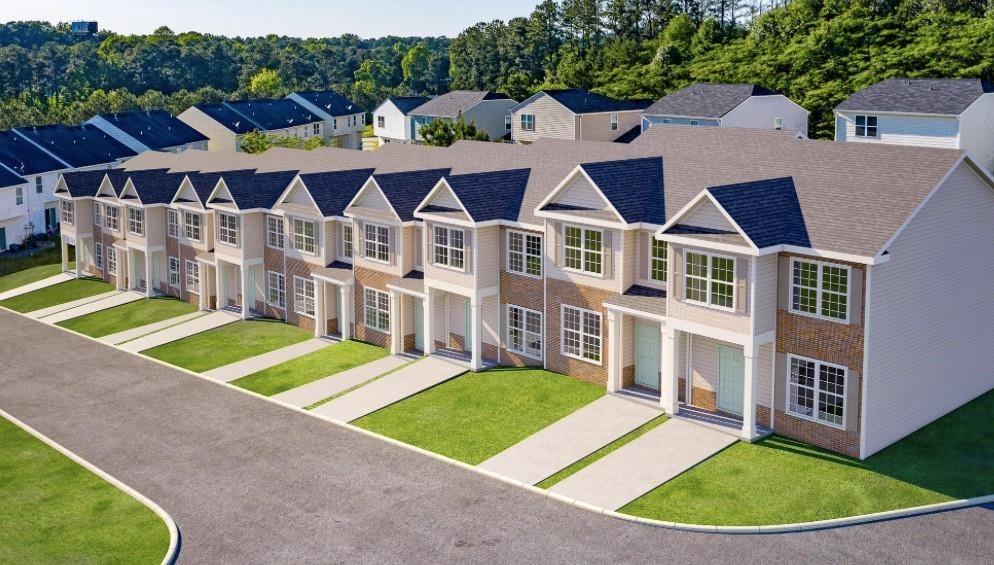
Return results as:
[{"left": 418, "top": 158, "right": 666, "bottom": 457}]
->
[
  {"left": 855, "top": 115, "right": 878, "bottom": 138},
  {"left": 684, "top": 251, "right": 734, "bottom": 310},
  {"left": 564, "top": 225, "right": 602, "bottom": 276},
  {"left": 433, "top": 226, "right": 464, "bottom": 270},
  {"left": 127, "top": 206, "right": 144, "bottom": 237},
  {"left": 364, "top": 223, "right": 390, "bottom": 263}
]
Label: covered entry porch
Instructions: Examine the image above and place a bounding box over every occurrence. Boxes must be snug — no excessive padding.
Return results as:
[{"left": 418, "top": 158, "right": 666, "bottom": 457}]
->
[
  {"left": 215, "top": 256, "right": 261, "bottom": 319},
  {"left": 417, "top": 281, "right": 498, "bottom": 371},
  {"left": 313, "top": 263, "right": 354, "bottom": 340}
]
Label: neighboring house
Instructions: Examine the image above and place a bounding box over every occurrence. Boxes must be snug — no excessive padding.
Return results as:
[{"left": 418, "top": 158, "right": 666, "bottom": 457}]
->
[
  {"left": 509, "top": 89, "right": 651, "bottom": 144},
  {"left": 408, "top": 91, "right": 517, "bottom": 142},
  {"left": 0, "top": 130, "right": 72, "bottom": 249},
  {"left": 287, "top": 90, "right": 365, "bottom": 150},
  {"left": 0, "top": 168, "right": 27, "bottom": 251},
  {"left": 57, "top": 125, "right": 994, "bottom": 462},
  {"left": 834, "top": 78, "right": 994, "bottom": 172},
  {"left": 642, "top": 83, "right": 809, "bottom": 136},
  {"left": 177, "top": 99, "right": 324, "bottom": 152},
  {"left": 86, "top": 110, "right": 209, "bottom": 154},
  {"left": 372, "top": 96, "right": 432, "bottom": 144}
]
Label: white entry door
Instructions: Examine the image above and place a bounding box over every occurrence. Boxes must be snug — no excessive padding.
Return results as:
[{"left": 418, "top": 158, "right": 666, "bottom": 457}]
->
[{"left": 634, "top": 322, "right": 661, "bottom": 390}]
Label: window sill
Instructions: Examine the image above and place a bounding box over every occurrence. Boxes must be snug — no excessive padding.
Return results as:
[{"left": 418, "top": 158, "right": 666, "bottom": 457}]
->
[
  {"left": 682, "top": 299, "right": 736, "bottom": 314},
  {"left": 561, "top": 351, "right": 603, "bottom": 367},
  {"left": 785, "top": 409, "right": 846, "bottom": 431},
  {"left": 507, "top": 347, "right": 542, "bottom": 361},
  {"left": 788, "top": 308, "right": 850, "bottom": 325}
]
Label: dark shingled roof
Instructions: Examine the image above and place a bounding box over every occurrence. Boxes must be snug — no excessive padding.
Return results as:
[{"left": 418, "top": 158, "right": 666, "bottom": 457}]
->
[
  {"left": 0, "top": 166, "right": 25, "bottom": 189},
  {"left": 95, "top": 110, "right": 208, "bottom": 150},
  {"left": 194, "top": 104, "right": 258, "bottom": 134},
  {"left": 580, "top": 157, "right": 665, "bottom": 224},
  {"left": 643, "top": 83, "right": 779, "bottom": 119},
  {"left": 294, "top": 90, "right": 364, "bottom": 116},
  {"left": 223, "top": 99, "right": 322, "bottom": 131},
  {"left": 216, "top": 170, "right": 298, "bottom": 210},
  {"left": 387, "top": 96, "right": 432, "bottom": 114},
  {"left": 410, "top": 91, "right": 512, "bottom": 118},
  {"left": 14, "top": 124, "right": 136, "bottom": 168},
  {"left": 59, "top": 169, "right": 124, "bottom": 198},
  {"left": 835, "top": 78, "right": 994, "bottom": 115},
  {"left": 126, "top": 170, "right": 192, "bottom": 205},
  {"left": 706, "top": 177, "right": 810, "bottom": 248},
  {"left": 299, "top": 168, "right": 376, "bottom": 217},
  {"left": 180, "top": 170, "right": 253, "bottom": 204},
  {"left": 372, "top": 168, "right": 451, "bottom": 221},
  {"left": 517, "top": 89, "right": 651, "bottom": 114},
  {"left": 443, "top": 169, "right": 531, "bottom": 222},
  {"left": 0, "top": 130, "right": 66, "bottom": 175},
  {"left": 613, "top": 125, "right": 642, "bottom": 144}
]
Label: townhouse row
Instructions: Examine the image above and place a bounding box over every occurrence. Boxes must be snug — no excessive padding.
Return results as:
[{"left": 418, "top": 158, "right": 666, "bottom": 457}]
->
[{"left": 56, "top": 126, "right": 994, "bottom": 461}]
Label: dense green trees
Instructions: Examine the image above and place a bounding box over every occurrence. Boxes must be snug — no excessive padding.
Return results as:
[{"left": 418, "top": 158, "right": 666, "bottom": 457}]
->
[
  {"left": 239, "top": 130, "right": 325, "bottom": 153},
  {"left": 419, "top": 114, "right": 491, "bottom": 146}
]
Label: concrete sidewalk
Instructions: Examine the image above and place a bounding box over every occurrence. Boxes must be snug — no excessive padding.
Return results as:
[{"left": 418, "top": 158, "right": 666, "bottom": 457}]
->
[
  {"left": 0, "top": 272, "right": 73, "bottom": 300},
  {"left": 203, "top": 338, "right": 333, "bottom": 382},
  {"left": 119, "top": 310, "right": 240, "bottom": 352},
  {"left": 478, "top": 395, "right": 662, "bottom": 485},
  {"left": 25, "top": 290, "right": 122, "bottom": 319},
  {"left": 549, "top": 418, "right": 737, "bottom": 510},
  {"left": 39, "top": 291, "right": 145, "bottom": 324},
  {"left": 273, "top": 355, "right": 410, "bottom": 407},
  {"left": 101, "top": 311, "right": 208, "bottom": 345},
  {"left": 313, "top": 356, "right": 464, "bottom": 422}
]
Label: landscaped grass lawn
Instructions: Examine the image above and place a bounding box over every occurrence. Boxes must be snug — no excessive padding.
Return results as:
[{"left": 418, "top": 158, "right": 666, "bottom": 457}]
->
[
  {"left": 0, "top": 416, "right": 169, "bottom": 565},
  {"left": 0, "top": 244, "right": 67, "bottom": 278},
  {"left": 231, "top": 340, "right": 387, "bottom": 396},
  {"left": 354, "top": 368, "right": 605, "bottom": 465},
  {"left": 143, "top": 318, "right": 312, "bottom": 373},
  {"left": 57, "top": 297, "right": 198, "bottom": 338},
  {"left": 0, "top": 277, "right": 112, "bottom": 313},
  {"left": 0, "top": 263, "right": 64, "bottom": 294},
  {"left": 620, "top": 390, "right": 994, "bottom": 525}
]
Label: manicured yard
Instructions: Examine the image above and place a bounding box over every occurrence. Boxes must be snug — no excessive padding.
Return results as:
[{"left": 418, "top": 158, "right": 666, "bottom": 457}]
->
[
  {"left": 0, "top": 263, "right": 65, "bottom": 294},
  {"left": 0, "top": 243, "right": 67, "bottom": 278},
  {"left": 620, "top": 390, "right": 994, "bottom": 525},
  {"left": 0, "top": 416, "right": 169, "bottom": 564},
  {"left": 143, "top": 318, "right": 312, "bottom": 373},
  {"left": 231, "top": 340, "right": 387, "bottom": 396},
  {"left": 354, "top": 368, "right": 605, "bottom": 465},
  {"left": 0, "top": 278, "right": 112, "bottom": 313},
  {"left": 57, "top": 297, "right": 198, "bottom": 338}
]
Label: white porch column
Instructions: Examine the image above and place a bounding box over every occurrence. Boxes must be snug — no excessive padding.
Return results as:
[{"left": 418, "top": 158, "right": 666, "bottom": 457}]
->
[
  {"left": 606, "top": 310, "right": 622, "bottom": 393},
  {"left": 423, "top": 287, "right": 433, "bottom": 355},
  {"left": 198, "top": 264, "right": 209, "bottom": 311},
  {"left": 61, "top": 237, "right": 70, "bottom": 273},
  {"left": 74, "top": 242, "right": 82, "bottom": 279},
  {"left": 389, "top": 289, "right": 402, "bottom": 355},
  {"left": 145, "top": 251, "right": 154, "bottom": 298},
  {"left": 215, "top": 263, "right": 227, "bottom": 311},
  {"left": 314, "top": 280, "right": 326, "bottom": 338},
  {"left": 115, "top": 250, "right": 124, "bottom": 291},
  {"left": 240, "top": 266, "right": 251, "bottom": 320},
  {"left": 661, "top": 326, "right": 680, "bottom": 414},
  {"left": 741, "top": 343, "right": 758, "bottom": 440},
  {"left": 470, "top": 296, "right": 483, "bottom": 371},
  {"left": 340, "top": 285, "right": 352, "bottom": 340}
]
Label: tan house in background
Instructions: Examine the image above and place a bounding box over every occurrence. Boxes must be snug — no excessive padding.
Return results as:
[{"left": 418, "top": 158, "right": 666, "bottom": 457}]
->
[{"left": 510, "top": 89, "right": 651, "bottom": 144}]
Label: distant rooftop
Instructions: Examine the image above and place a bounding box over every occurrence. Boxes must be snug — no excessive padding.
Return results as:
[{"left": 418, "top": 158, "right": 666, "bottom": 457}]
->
[
  {"left": 294, "top": 90, "right": 364, "bottom": 117},
  {"left": 222, "top": 99, "right": 323, "bottom": 132},
  {"left": 410, "top": 91, "right": 513, "bottom": 118},
  {"left": 95, "top": 110, "right": 208, "bottom": 151},
  {"left": 513, "top": 89, "right": 652, "bottom": 114},
  {"left": 835, "top": 78, "right": 994, "bottom": 115},
  {"left": 385, "top": 96, "right": 433, "bottom": 114},
  {"left": 13, "top": 124, "right": 136, "bottom": 169},
  {"left": 644, "top": 83, "right": 780, "bottom": 119},
  {"left": 0, "top": 130, "right": 68, "bottom": 175}
]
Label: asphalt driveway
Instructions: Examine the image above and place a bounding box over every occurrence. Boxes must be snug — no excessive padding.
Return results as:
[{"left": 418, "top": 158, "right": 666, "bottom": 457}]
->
[{"left": 0, "top": 308, "right": 992, "bottom": 564}]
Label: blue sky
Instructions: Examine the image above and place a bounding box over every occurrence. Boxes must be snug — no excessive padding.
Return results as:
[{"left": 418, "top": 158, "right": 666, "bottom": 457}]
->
[{"left": 5, "top": 0, "right": 538, "bottom": 38}]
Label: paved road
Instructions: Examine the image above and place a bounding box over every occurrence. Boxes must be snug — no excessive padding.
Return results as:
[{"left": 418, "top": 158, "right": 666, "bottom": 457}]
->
[{"left": 1, "top": 308, "right": 993, "bottom": 564}]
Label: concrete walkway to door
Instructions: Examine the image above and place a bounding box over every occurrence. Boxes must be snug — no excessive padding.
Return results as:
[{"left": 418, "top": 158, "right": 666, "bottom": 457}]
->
[
  {"left": 39, "top": 290, "right": 145, "bottom": 324},
  {"left": 24, "top": 290, "right": 121, "bottom": 319},
  {"left": 0, "top": 272, "right": 73, "bottom": 301},
  {"left": 549, "top": 418, "right": 737, "bottom": 510},
  {"left": 478, "top": 395, "right": 661, "bottom": 485},
  {"left": 273, "top": 355, "right": 410, "bottom": 408},
  {"left": 313, "top": 356, "right": 464, "bottom": 422},
  {"left": 119, "top": 310, "right": 240, "bottom": 352},
  {"left": 203, "top": 338, "right": 333, "bottom": 382}
]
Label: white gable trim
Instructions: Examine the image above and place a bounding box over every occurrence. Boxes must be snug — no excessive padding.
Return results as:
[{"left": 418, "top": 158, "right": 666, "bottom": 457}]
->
[
  {"left": 205, "top": 178, "right": 239, "bottom": 210},
  {"left": 656, "top": 189, "right": 758, "bottom": 250},
  {"left": 170, "top": 176, "right": 205, "bottom": 208},
  {"left": 342, "top": 176, "right": 402, "bottom": 222},
  {"left": 275, "top": 175, "right": 322, "bottom": 214},
  {"left": 534, "top": 165, "right": 625, "bottom": 223},
  {"left": 95, "top": 175, "right": 120, "bottom": 200},
  {"left": 120, "top": 179, "right": 144, "bottom": 205},
  {"left": 414, "top": 178, "right": 474, "bottom": 222}
]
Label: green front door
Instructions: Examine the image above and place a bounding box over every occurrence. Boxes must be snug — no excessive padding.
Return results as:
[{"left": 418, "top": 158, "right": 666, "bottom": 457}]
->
[
  {"left": 634, "top": 322, "right": 661, "bottom": 390},
  {"left": 0, "top": 227, "right": 6, "bottom": 251},
  {"left": 413, "top": 298, "right": 424, "bottom": 351},
  {"left": 717, "top": 345, "right": 744, "bottom": 415}
]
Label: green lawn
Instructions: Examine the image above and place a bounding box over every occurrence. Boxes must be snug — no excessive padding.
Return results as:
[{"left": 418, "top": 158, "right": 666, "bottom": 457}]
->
[
  {"left": 620, "top": 390, "right": 994, "bottom": 526},
  {"left": 231, "top": 340, "right": 387, "bottom": 396},
  {"left": 354, "top": 368, "right": 605, "bottom": 465},
  {"left": 57, "top": 297, "right": 198, "bottom": 338},
  {"left": 143, "top": 318, "right": 312, "bottom": 373},
  {"left": 536, "top": 415, "right": 669, "bottom": 488},
  {"left": 0, "top": 278, "right": 112, "bottom": 313},
  {"left": 0, "top": 244, "right": 67, "bottom": 278},
  {"left": 0, "top": 263, "right": 64, "bottom": 294},
  {"left": 0, "top": 416, "right": 169, "bottom": 564}
]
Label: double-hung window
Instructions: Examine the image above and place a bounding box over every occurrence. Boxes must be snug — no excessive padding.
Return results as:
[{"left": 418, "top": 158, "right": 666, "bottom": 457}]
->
[
  {"left": 433, "top": 226, "right": 464, "bottom": 269},
  {"left": 790, "top": 259, "right": 850, "bottom": 322},
  {"left": 60, "top": 200, "right": 73, "bottom": 224},
  {"left": 292, "top": 218, "right": 316, "bottom": 254},
  {"left": 168, "top": 257, "right": 180, "bottom": 286},
  {"left": 267, "top": 216, "right": 284, "bottom": 249},
  {"left": 507, "top": 305, "right": 542, "bottom": 359},
  {"left": 364, "top": 223, "right": 390, "bottom": 262},
  {"left": 127, "top": 206, "right": 144, "bottom": 236},
  {"left": 313, "top": 122, "right": 321, "bottom": 135},
  {"left": 507, "top": 230, "right": 542, "bottom": 277},
  {"left": 35, "top": 176, "right": 43, "bottom": 194},
  {"left": 649, "top": 239, "right": 667, "bottom": 282},
  {"left": 610, "top": 113, "right": 618, "bottom": 130},
  {"left": 377, "top": 116, "right": 385, "bottom": 128},
  {"left": 504, "top": 114, "right": 512, "bottom": 131},
  {"left": 185, "top": 260, "right": 200, "bottom": 293},
  {"left": 106, "top": 247, "right": 117, "bottom": 273},
  {"left": 183, "top": 211, "right": 202, "bottom": 242},
  {"left": 564, "top": 225, "right": 602, "bottom": 275},
  {"left": 342, "top": 224, "right": 353, "bottom": 258},
  {"left": 105, "top": 205, "right": 120, "bottom": 231},
  {"left": 364, "top": 288, "right": 390, "bottom": 332},
  {"left": 854, "top": 115, "right": 878, "bottom": 138},
  {"left": 293, "top": 276, "right": 315, "bottom": 317},
  {"left": 93, "top": 203, "right": 102, "bottom": 227},
  {"left": 788, "top": 355, "right": 847, "bottom": 428},
  {"left": 167, "top": 210, "right": 179, "bottom": 237},
  {"left": 218, "top": 212, "right": 238, "bottom": 246},
  {"left": 562, "top": 305, "right": 601, "bottom": 363},
  {"left": 16, "top": 186, "right": 23, "bottom": 205},
  {"left": 521, "top": 114, "right": 535, "bottom": 131},
  {"left": 684, "top": 251, "right": 735, "bottom": 309},
  {"left": 94, "top": 244, "right": 103, "bottom": 269},
  {"left": 267, "top": 271, "right": 286, "bottom": 309}
]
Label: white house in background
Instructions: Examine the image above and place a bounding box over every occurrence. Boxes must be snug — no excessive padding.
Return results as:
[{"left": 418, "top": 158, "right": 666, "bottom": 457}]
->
[
  {"left": 641, "top": 83, "right": 809, "bottom": 137},
  {"left": 408, "top": 90, "right": 517, "bottom": 142},
  {"left": 286, "top": 90, "right": 366, "bottom": 149},
  {"left": 86, "top": 110, "right": 209, "bottom": 154},
  {"left": 835, "top": 78, "right": 994, "bottom": 172},
  {"left": 372, "top": 96, "right": 432, "bottom": 144}
]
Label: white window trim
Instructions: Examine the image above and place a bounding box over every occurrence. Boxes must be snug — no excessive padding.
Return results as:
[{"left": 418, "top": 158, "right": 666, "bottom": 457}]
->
[
  {"left": 291, "top": 217, "right": 317, "bottom": 255},
  {"left": 521, "top": 113, "right": 535, "bottom": 131},
  {"left": 217, "top": 212, "right": 239, "bottom": 247},
  {"left": 506, "top": 230, "right": 542, "bottom": 279},
  {"left": 562, "top": 224, "right": 605, "bottom": 278},
  {"left": 185, "top": 260, "right": 200, "bottom": 293},
  {"left": 266, "top": 216, "right": 285, "bottom": 250},
  {"left": 683, "top": 250, "right": 736, "bottom": 312},
  {"left": 789, "top": 258, "right": 852, "bottom": 323},
  {"left": 105, "top": 205, "right": 120, "bottom": 231},
  {"left": 167, "top": 209, "right": 179, "bottom": 238},
  {"left": 610, "top": 113, "right": 618, "bottom": 130},
  {"left": 432, "top": 225, "right": 465, "bottom": 271},
  {"left": 60, "top": 200, "right": 74, "bottom": 225},
  {"left": 648, "top": 238, "right": 667, "bottom": 283},
  {"left": 127, "top": 206, "right": 145, "bottom": 237},
  {"left": 168, "top": 256, "right": 180, "bottom": 287},
  {"left": 267, "top": 270, "right": 286, "bottom": 309},
  {"left": 506, "top": 304, "right": 543, "bottom": 360},
  {"left": 293, "top": 276, "right": 316, "bottom": 318},
  {"left": 560, "top": 305, "right": 602, "bottom": 366},
  {"left": 854, "top": 114, "right": 879, "bottom": 138},
  {"left": 341, "top": 223, "right": 353, "bottom": 260},
  {"left": 106, "top": 247, "right": 117, "bottom": 273},
  {"left": 786, "top": 353, "right": 848, "bottom": 430},
  {"left": 364, "top": 288, "right": 391, "bottom": 332},
  {"left": 363, "top": 222, "right": 390, "bottom": 264},
  {"left": 182, "top": 211, "right": 202, "bottom": 242}
]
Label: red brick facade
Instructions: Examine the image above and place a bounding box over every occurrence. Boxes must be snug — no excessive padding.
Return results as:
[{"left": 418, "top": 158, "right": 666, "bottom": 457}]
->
[
  {"left": 353, "top": 266, "right": 391, "bottom": 348},
  {"left": 544, "top": 277, "right": 614, "bottom": 387},
  {"left": 499, "top": 271, "right": 544, "bottom": 367}
]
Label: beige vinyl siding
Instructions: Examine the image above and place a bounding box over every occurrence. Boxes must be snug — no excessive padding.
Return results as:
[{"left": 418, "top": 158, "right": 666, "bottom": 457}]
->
[
  {"left": 124, "top": 206, "right": 148, "bottom": 248},
  {"left": 352, "top": 219, "right": 403, "bottom": 277},
  {"left": 720, "top": 96, "right": 809, "bottom": 134},
  {"left": 482, "top": 294, "right": 499, "bottom": 346},
  {"left": 143, "top": 208, "right": 166, "bottom": 248},
  {"left": 621, "top": 315, "right": 635, "bottom": 367},
  {"left": 322, "top": 219, "right": 337, "bottom": 266},
  {"left": 241, "top": 212, "right": 266, "bottom": 260},
  {"left": 681, "top": 199, "right": 738, "bottom": 232},
  {"left": 620, "top": 229, "right": 637, "bottom": 291},
  {"left": 432, "top": 291, "right": 447, "bottom": 344},
  {"left": 283, "top": 214, "right": 324, "bottom": 267},
  {"left": 448, "top": 294, "right": 468, "bottom": 340},
  {"left": 556, "top": 175, "right": 610, "bottom": 210},
  {"left": 512, "top": 95, "right": 576, "bottom": 143},
  {"left": 756, "top": 342, "right": 773, "bottom": 409},
  {"left": 475, "top": 225, "right": 500, "bottom": 288},
  {"left": 402, "top": 224, "right": 417, "bottom": 273},
  {"left": 836, "top": 111, "right": 960, "bottom": 149},
  {"left": 176, "top": 106, "right": 240, "bottom": 152},
  {"left": 576, "top": 110, "right": 642, "bottom": 142},
  {"left": 754, "top": 253, "right": 779, "bottom": 335},
  {"left": 863, "top": 161, "right": 994, "bottom": 457},
  {"left": 425, "top": 224, "right": 474, "bottom": 287},
  {"left": 430, "top": 186, "right": 462, "bottom": 210},
  {"left": 351, "top": 185, "right": 394, "bottom": 215},
  {"left": 666, "top": 244, "right": 752, "bottom": 335},
  {"left": 173, "top": 207, "right": 213, "bottom": 252}
]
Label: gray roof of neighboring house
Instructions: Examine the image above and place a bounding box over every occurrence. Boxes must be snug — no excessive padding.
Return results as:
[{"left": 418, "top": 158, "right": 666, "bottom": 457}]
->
[
  {"left": 511, "top": 89, "right": 652, "bottom": 114},
  {"left": 835, "top": 78, "right": 994, "bottom": 115},
  {"left": 643, "top": 83, "right": 780, "bottom": 118},
  {"left": 410, "top": 91, "right": 513, "bottom": 118}
]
